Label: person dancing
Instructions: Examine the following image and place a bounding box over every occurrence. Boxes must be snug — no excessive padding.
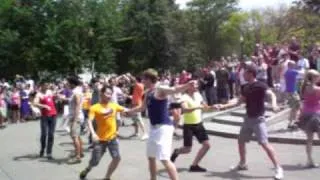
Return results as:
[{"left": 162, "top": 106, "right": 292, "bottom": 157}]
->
[
  {"left": 298, "top": 70, "right": 320, "bottom": 168},
  {"left": 215, "top": 65, "right": 284, "bottom": 180}
]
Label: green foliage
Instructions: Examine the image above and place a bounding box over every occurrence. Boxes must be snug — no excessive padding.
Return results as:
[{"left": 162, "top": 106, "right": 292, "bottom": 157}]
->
[{"left": 0, "top": 0, "right": 318, "bottom": 78}]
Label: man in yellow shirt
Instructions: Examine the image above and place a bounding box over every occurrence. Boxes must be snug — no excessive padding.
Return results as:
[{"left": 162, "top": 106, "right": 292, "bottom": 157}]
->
[
  {"left": 80, "top": 85, "right": 130, "bottom": 180},
  {"left": 170, "top": 80, "right": 214, "bottom": 172}
]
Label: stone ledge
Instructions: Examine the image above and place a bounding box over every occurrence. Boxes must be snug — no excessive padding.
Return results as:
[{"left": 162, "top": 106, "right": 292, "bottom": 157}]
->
[{"left": 204, "top": 122, "right": 320, "bottom": 145}]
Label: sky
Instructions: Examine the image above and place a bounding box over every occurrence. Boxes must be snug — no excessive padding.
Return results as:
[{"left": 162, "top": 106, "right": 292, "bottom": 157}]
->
[{"left": 176, "top": 0, "right": 295, "bottom": 10}]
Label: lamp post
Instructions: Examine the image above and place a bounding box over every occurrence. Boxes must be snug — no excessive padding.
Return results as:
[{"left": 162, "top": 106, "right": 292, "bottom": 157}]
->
[
  {"left": 88, "top": 28, "right": 95, "bottom": 78},
  {"left": 240, "top": 35, "right": 244, "bottom": 59}
]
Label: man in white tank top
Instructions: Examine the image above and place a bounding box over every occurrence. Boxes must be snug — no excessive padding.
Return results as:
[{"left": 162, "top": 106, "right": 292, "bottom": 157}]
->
[{"left": 67, "top": 76, "right": 84, "bottom": 164}]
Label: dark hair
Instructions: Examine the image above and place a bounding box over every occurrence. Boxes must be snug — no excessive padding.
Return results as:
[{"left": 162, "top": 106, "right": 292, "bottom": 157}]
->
[
  {"left": 136, "top": 76, "right": 142, "bottom": 83},
  {"left": 67, "top": 76, "right": 82, "bottom": 86},
  {"left": 91, "top": 77, "right": 99, "bottom": 85},
  {"left": 142, "top": 68, "right": 158, "bottom": 83},
  {"left": 100, "top": 85, "right": 113, "bottom": 94},
  {"left": 108, "top": 77, "right": 116, "bottom": 84},
  {"left": 39, "top": 79, "right": 49, "bottom": 85},
  {"left": 29, "top": 91, "right": 37, "bottom": 99},
  {"left": 245, "top": 65, "right": 257, "bottom": 78}
]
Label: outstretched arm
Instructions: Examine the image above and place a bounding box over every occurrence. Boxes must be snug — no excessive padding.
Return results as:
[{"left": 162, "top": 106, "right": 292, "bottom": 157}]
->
[
  {"left": 266, "top": 89, "right": 279, "bottom": 111},
  {"left": 158, "top": 81, "right": 195, "bottom": 96},
  {"left": 217, "top": 96, "right": 244, "bottom": 110}
]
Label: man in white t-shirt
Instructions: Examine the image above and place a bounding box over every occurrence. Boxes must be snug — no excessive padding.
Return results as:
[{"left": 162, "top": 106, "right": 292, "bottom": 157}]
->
[
  {"left": 297, "top": 54, "right": 310, "bottom": 93},
  {"left": 67, "top": 76, "right": 84, "bottom": 164},
  {"left": 171, "top": 81, "right": 214, "bottom": 172},
  {"left": 108, "top": 77, "right": 125, "bottom": 127}
]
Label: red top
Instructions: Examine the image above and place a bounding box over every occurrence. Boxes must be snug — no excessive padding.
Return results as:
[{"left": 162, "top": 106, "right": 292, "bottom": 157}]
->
[{"left": 40, "top": 95, "right": 57, "bottom": 117}]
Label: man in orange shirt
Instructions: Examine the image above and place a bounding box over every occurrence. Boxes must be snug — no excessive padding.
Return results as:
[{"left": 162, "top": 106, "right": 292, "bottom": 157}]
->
[{"left": 131, "top": 76, "right": 148, "bottom": 140}]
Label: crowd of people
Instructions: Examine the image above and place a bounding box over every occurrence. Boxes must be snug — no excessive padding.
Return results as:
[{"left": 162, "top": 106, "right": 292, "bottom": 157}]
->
[{"left": 0, "top": 37, "right": 320, "bottom": 180}]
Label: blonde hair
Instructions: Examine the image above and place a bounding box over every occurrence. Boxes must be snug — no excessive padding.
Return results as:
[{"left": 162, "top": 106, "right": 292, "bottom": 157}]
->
[{"left": 301, "top": 70, "right": 320, "bottom": 95}]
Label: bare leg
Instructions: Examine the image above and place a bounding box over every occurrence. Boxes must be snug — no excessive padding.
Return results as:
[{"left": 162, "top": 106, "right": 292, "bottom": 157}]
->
[
  {"left": 238, "top": 140, "right": 246, "bottom": 165},
  {"left": 192, "top": 141, "right": 210, "bottom": 166},
  {"left": 0, "top": 115, "right": 3, "bottom": 127},
  {"left": 79, "top": 137, "right": 84, "bottom": 155},
  {"left": 161, "top": 160, "right": 179, "bottom": 180},
  {"left": 306, "top": 132, "right": 314, "bottom": 164},
  {"left": 261, "top": 143, "right": 281, "bottom": 168},
  {"left": 149, "top": 157, "right": 157, "bottom": 180},
  {"left": 72, "top": 136, "right": 81, "bottom": 159},
  {"left": 177, "top": 147, "right": 191, "bottom": 154},
  {"left": 288, "top": 109, "right": 299, "bottom": 127},
  {"left": 137, "top": 119, "right": 147, "bottom": 135},
  {"left": 105, "top": 157, "right": 121, "bottom": 179}
]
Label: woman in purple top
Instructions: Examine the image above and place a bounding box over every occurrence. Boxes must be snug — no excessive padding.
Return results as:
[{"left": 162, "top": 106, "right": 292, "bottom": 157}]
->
[
  {"left": 299, "top": 69, "right": 320, "bottom": 168},
  {"left": 20, "top": 85, "right": 31, "bottom": 121}
]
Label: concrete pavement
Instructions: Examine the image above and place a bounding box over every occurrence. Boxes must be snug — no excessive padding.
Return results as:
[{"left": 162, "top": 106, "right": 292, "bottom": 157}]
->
[{"left": 0, "top": 120, "right": 320, "bottom": 180}]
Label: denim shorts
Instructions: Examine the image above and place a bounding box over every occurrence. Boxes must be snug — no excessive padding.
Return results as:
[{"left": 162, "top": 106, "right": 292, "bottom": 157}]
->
[{"left": 89, "top": 138, "right": 120, "bottom": 167}]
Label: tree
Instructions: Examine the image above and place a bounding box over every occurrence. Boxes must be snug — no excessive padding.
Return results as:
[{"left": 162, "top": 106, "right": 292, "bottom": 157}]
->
[
  {"left": 187, "top": 0, "right": 238, "bottom": 60},
  {"left": 120, "top": 0, "right": 178, "bottom": 73},
  {"left": 295, "top": 0, "right": 320, "bottom": 13}
]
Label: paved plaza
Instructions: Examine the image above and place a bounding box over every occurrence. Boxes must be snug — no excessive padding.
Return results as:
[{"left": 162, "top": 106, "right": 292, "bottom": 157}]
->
[{"left": 1, "top": 119, "right": 320, "bottom": 180}]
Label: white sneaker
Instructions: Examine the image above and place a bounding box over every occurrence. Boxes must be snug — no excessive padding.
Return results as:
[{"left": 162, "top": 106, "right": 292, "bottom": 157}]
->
[
  {"left": 140, "top": 134, "right": 149, "bottom": 141},
  {"left": 64, "top": 126, "right": 70, "bottom": 133},
  {"left": 274, "top": 167, "right": 284, "bottom": 180}
]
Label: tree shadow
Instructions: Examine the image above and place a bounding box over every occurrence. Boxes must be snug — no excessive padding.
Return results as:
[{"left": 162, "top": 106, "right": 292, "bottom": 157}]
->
[
  {"left": 205, "top": 170, "right": 272, "bottom": 180},
  {"left": 13, "top": 153, "right": 40, "bottom": 161}
]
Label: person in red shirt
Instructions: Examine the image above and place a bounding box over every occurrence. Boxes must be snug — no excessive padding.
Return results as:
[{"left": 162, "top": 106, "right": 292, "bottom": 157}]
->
[
  {"left": 33, "top": 81, "right": 57, "bottom": 160},
  {"left": 131, "top": 76, "right": 148, "bottom": 140}
]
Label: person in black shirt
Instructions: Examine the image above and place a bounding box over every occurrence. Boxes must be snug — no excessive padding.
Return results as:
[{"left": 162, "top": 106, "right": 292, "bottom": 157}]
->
[
  {"left": 216, "top": 63, "right": 230, "bottom": 104},
  {"left": 215, "top": 65, "right": 284, "bottom": 180},
  {"left": 201, "top": 69, "right": 215, "bottom": 105}
]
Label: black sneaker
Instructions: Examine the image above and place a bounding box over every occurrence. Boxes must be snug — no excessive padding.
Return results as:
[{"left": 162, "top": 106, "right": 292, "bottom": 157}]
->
[
  {"left": 47, "top": 154, "right": 53, "bottom": 160},
  {"left": 79, "top": 168, "right": 90, "bottom": 180},
  {"left": 189, "top": 165, "right": 207, "bottom": 172},
  {"left": 39, "top": 150, "right": 44, "bottom": 158},
  {"left": 170, "top": 149, "right": 179, "bottom": 163}
]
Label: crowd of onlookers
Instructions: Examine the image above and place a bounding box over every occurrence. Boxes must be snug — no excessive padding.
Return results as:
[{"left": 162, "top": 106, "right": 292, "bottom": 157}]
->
[{"left": 0, "top": 36, "right": 319, "bottom": 130}]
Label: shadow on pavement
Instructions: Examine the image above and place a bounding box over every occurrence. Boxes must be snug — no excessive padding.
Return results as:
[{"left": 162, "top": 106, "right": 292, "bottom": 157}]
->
[
  {"left": 59, "top": 142, "right": 74, "bottom": 147},
  {"left": 268, "top": 128, "right": 300, "bottom": 135},
  {"left": 118, "top": 134, "right": 139, "bottom": 140},
  {"left": 157, "top": 168, "right": 189, "bottom": 178},
  {"left": 39, "top": 157, "right": 70, "bottom": 165},
  {"left": 64, "top": 148, "right": 91, "bottom": 153},
  {"left": 13, "top": 154, "right": 40, "bottom": 161},
  {"left": 282, "top": 164, "right": 311, "bottom": 171},
  {"left": 205, "top": 170, "right": 272, "bottom": 180}
]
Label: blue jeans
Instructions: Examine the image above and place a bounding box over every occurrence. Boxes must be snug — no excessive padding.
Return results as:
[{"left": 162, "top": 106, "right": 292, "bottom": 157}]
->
[{"left": 40, "top": 116, "right": 56, "bottom": 155}]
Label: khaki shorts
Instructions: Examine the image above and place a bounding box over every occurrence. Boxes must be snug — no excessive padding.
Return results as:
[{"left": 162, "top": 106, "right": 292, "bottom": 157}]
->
[
  {"left": 70, "top": 121, "right": 81, "bottom": 137},
  {"left": 132, "top": 112, "right": 142, "bottom": 123},
  {"left": 0, "top": 107, "right": 7, "bottom": 118},
  {"left": 287, "top": 93, "right": 300, "bottom": 110}
]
